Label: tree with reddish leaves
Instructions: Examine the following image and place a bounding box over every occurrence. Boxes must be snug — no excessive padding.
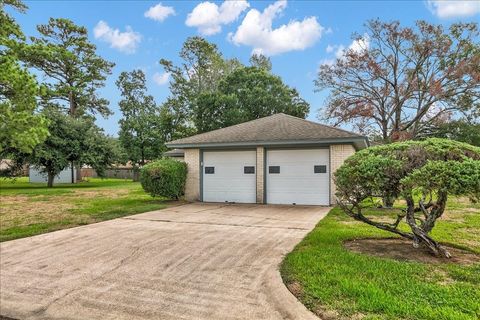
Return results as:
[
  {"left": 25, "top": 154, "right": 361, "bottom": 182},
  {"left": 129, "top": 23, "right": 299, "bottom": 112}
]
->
[{"left": 316, "top": 20, "right": 480, "bottom": 142}]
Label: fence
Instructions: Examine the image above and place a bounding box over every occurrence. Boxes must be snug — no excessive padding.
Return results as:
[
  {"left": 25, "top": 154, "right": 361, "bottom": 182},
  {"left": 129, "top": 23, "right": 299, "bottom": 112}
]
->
[{"left": 81, "top": 168, "right": 137, "bottom": 180}]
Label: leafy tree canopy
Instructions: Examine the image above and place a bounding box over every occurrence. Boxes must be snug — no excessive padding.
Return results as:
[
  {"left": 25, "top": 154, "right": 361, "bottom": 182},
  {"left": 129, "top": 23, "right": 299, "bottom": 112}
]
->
[
  {"left": 194, "top": 67, "right": 310, "bottom": 133},
  {"left": 158, "top": 37, "right": 242, "bottom": 136},
  {"left": 161, "top": 36, "right": 242, "bottom": 98},
  {"left": 249, "top": 53, "right": 272, "bottom": 71},
  {"left": 316, "top": 20, "right": 480, "bottom": 142},
  {"left": 0, "top": 0, "right": 48, "bottom": 155},
  {"left": 421, "top": 120, "right": 480, "bottom": 147},
  {"left": 159, "top": 37, "right": 308, "bottom": 134},
  {"left": 14, "top": 108, "right": 120, "bottom": 187},
  {"left": 335, "top": 138, "right": 480, "bottom": 258},
  {"left": 116, "top": 70, "right": 166, "bottom": 167}
]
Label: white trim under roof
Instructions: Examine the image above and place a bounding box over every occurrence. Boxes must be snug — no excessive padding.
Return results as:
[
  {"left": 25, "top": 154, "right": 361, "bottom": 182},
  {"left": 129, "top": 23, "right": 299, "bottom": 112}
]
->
[{"left": 166, "top": 137, "right": 369, "bottom": 150}]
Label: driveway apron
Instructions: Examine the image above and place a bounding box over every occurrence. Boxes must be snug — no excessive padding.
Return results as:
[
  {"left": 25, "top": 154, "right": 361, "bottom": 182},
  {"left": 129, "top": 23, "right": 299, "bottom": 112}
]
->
[{"left": 0, "top": 203, "right": 329, "bottom": 320}]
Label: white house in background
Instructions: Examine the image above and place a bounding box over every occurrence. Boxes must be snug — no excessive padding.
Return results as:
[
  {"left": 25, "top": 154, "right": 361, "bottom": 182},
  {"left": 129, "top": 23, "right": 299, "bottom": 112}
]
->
[{"left": 29, "top": 165, "right": 77, "bottom": 184}]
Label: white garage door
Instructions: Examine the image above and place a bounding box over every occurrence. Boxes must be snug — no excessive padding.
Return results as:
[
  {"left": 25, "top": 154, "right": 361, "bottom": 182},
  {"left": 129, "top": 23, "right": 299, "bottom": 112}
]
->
[
  {"left": 266, "top": 149, "right": 330, "bottom": 205},
  {"left": 202, "top": 150, "right": 256, "bottom": 203}
]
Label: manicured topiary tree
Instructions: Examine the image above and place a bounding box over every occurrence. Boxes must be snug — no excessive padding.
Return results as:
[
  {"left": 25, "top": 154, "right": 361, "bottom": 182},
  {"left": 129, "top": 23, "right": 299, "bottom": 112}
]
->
[
  {"left": 335, "top": 138, "right": 480, "bottom": 258},
  {"left": 140, "top": 158, "right": 187, "bottom": 199}
]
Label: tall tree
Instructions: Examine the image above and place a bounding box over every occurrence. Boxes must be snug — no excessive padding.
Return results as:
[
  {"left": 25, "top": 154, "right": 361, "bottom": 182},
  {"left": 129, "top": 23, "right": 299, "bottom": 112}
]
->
[
  {"left": 249, "top": 53, "right": 272, "bottom": 72},
  {"left": 159, "top": 36, "right": 242, "bottom": 134},
  {"left": 23, "top": 18, "right": 114, "bottom": 181},
  {"left": 160, "top": 37, "right": 308, "bottom": 135},
  {"left": 161, "top": 36, "right": 242, "bottom": 98},
  {"left": 116, "top": 70, "right": 164, "bottom": 169},
  {"left": 194, "top": 67, "right": 310, "bottom": 133},
  {"left": 26, "top": 18, "right": 114, "bottom": 117},
  {"left": 0, "top": 0, "right": 48, "bottom": 156},
  {"left": 316, "top": 20, "right": 480, "bottom": 141}
]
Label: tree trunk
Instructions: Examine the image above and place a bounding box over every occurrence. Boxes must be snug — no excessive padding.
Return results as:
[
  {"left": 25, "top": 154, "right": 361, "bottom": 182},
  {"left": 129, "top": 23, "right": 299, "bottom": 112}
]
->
[
  {"left": 382, "top": 195, "right": 395, "bottom": 208},
  {"left": 69, "top": 90, "right": 76, "bottom": 116},
  {"left": 405, "top": 197, "right": 451, "bottom": 258},
  {"left": 47, "top": 172, "right": 54, "bottom": 188},
  {"left": 422, "top": 191, "right": 447, "bottom": 233},
  {"left": 71, "top": 161, "right": 75, "bottom": 184},
  {"left": 76, "top": 166, "right": 82, "bottom": 182}
]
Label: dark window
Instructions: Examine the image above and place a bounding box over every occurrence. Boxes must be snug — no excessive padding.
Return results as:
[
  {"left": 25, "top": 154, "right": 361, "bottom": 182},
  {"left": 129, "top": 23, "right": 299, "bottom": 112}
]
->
[
  {"left": 314, "top": 165, "right": 327, "bottom": 173},
  {"left": 205, "top": 167, "right": 215, "bottom": 174},
  {"left": 269, "top": 166, "right": 280, "bottom": 174},
  {"left": 244, "top": 166, "right": 255, "bottom": 174}
]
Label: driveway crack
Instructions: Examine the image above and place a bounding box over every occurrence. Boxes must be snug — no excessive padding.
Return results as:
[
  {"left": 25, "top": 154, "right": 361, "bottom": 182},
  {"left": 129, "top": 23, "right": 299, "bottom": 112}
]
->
[
  {"left": 121, "top": 217, "right": 309, "bottom": 230},
  {"left": 194, "top": 211, "right": 296, "bottom": 222}
]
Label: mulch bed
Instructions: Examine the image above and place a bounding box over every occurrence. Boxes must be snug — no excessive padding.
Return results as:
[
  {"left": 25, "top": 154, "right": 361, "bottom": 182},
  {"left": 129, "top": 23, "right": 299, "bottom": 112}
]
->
[{"left": 344, "top": 238, "right": 480, "bottom": 265}]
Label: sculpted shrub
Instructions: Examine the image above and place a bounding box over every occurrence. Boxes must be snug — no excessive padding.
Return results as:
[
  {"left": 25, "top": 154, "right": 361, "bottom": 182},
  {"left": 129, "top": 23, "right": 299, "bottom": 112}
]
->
[{"left": 335, "top": 138, "right": 480, "bottom": 258}]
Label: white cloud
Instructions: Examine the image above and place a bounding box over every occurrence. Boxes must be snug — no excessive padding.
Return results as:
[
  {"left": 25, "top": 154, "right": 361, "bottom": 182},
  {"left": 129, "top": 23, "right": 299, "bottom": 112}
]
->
[
  {"left": 153, "top": 72, "right": 170, "bottom": 85},
  {"left": 186, "top": 0, "right": 250, "bottom": 36},
  {"left": 229, "top": 0, "right": 324, "bottom": 56},
  {"left": 334, "top": 45, "right": 346, "bottom": 59},
  {"left": 320, "top": 35, "right": 369, "bottom": 66},
  {"left": 347, "top": 35, "right": 369, "bottom": 54},
  {"left": 145, "top": 2, "right": 175, "bottom": 22},
  {"left": 325, "top": 44, "right": 335, "bottom": 53},
  {"left": 93, "top": 21, "right": 141, "bottom": 54},
  {"left": 427, "top": 0, "right": 480, "bottom": 18}
]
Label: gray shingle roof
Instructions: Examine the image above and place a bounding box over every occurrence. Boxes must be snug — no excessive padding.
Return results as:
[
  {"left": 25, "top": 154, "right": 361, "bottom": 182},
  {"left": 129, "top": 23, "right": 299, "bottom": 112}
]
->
[
  {"left": 166, "top": 113, "right": 368, "bottom": 149},
  {"left": 163, "top": 149, "right": 185, "bottom": 157}
]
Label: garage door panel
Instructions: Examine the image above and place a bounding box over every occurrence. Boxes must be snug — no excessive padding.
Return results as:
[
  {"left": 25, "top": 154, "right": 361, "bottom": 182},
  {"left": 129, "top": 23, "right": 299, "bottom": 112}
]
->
[
  {"left": 266, "top": 149, "right": 329, "bottom": 205},
  {"left": 268, "top": 180, "right": 328, "bottom": 191},
  {"left": 203, "top": 151, "right": 256, "bottom": 203},
  {"left": 268, "top": 166, "right": 329, "bottom": 176},
  {"left": 268, "top": 194, "right": 323, "bottom": 206}
]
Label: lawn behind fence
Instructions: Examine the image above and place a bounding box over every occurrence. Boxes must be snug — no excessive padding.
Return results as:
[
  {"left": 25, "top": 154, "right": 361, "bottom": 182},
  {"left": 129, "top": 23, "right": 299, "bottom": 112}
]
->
[
  {"left": 0, "top": 178, "right": 168, "bottom": 242},
  {"left": 281, "top": 199, "right": 480, "bottom": 320}
]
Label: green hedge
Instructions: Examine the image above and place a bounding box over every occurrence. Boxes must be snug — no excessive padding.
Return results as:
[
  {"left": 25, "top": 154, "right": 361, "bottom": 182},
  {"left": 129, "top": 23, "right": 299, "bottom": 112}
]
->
[{"left": 140, "top": 158, "right": 187, "bottom": 199}]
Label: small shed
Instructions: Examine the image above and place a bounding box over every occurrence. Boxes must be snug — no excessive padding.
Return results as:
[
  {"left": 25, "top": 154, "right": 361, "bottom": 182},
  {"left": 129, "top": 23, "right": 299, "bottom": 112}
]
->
[{"left": 29, "top": 165, "right": 77, "bottom": 184}]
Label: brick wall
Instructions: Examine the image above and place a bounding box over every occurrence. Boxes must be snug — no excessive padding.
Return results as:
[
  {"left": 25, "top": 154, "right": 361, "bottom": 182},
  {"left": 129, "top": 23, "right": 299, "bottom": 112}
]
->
[
  {"left": 184, "top": 148, "right": 200, "bottom": 201},
  {"left": 329, "top": 144, "right": 356, "bottom": 205},
  {"left": 256, "top": 147, "right": 264, "bottom": 204}
]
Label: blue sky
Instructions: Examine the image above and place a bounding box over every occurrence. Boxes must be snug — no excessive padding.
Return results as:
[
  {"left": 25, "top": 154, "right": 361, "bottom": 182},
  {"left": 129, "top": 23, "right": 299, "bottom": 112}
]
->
[{"left": 13, "top": 0, "right": 480, "bottom": 136}]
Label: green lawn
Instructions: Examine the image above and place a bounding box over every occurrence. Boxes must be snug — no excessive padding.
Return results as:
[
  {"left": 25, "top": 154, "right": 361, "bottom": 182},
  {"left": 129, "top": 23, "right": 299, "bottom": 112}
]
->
[
  {"left": 281, "top": 199, "right": 480, "bottom": 320},
  {"left": 0, "top": 177, "right": 169, "bottom": 242}
]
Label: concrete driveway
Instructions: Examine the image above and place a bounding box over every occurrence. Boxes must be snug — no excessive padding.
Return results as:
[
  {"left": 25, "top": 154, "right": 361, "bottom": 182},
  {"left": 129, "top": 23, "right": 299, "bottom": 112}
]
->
[{"left": 0, "top": 203, "right": 329, "bottom": 320}]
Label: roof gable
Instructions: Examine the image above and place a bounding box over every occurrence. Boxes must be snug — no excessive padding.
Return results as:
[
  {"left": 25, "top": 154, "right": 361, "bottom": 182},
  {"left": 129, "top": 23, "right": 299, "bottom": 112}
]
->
[{"left": 166, "top": 113, "right": 368, "bottom": 149}]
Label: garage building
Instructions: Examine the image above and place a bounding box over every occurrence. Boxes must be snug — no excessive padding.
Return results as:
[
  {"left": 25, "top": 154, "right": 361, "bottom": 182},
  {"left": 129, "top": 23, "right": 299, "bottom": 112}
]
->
[{"left": 166, "top": 113, "right": 369, "bottom": 206}]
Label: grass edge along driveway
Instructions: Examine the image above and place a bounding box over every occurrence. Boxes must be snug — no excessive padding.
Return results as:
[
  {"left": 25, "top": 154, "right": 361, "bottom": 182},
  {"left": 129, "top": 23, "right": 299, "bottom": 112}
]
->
[
  {"left": 0, "top": 178, "right": 169, "bottom": 242},
  {"left": 281, "top": 202, "right": 480, "bottom": 320}
]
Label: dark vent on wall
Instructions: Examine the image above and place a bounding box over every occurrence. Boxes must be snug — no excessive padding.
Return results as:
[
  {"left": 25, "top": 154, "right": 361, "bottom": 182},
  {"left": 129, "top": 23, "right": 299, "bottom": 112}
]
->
[
  {"left": 205, "top": 167, "right": 215, "bottom": 174},
  {"left": 269, "top": 166, "right": 280, "bottom": 174},
  {"left": 314, "top": 165, "right": 327, "bottom": 173},
  {"left": 244, "top": 166, "right": 255, "bottom": 174}
]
